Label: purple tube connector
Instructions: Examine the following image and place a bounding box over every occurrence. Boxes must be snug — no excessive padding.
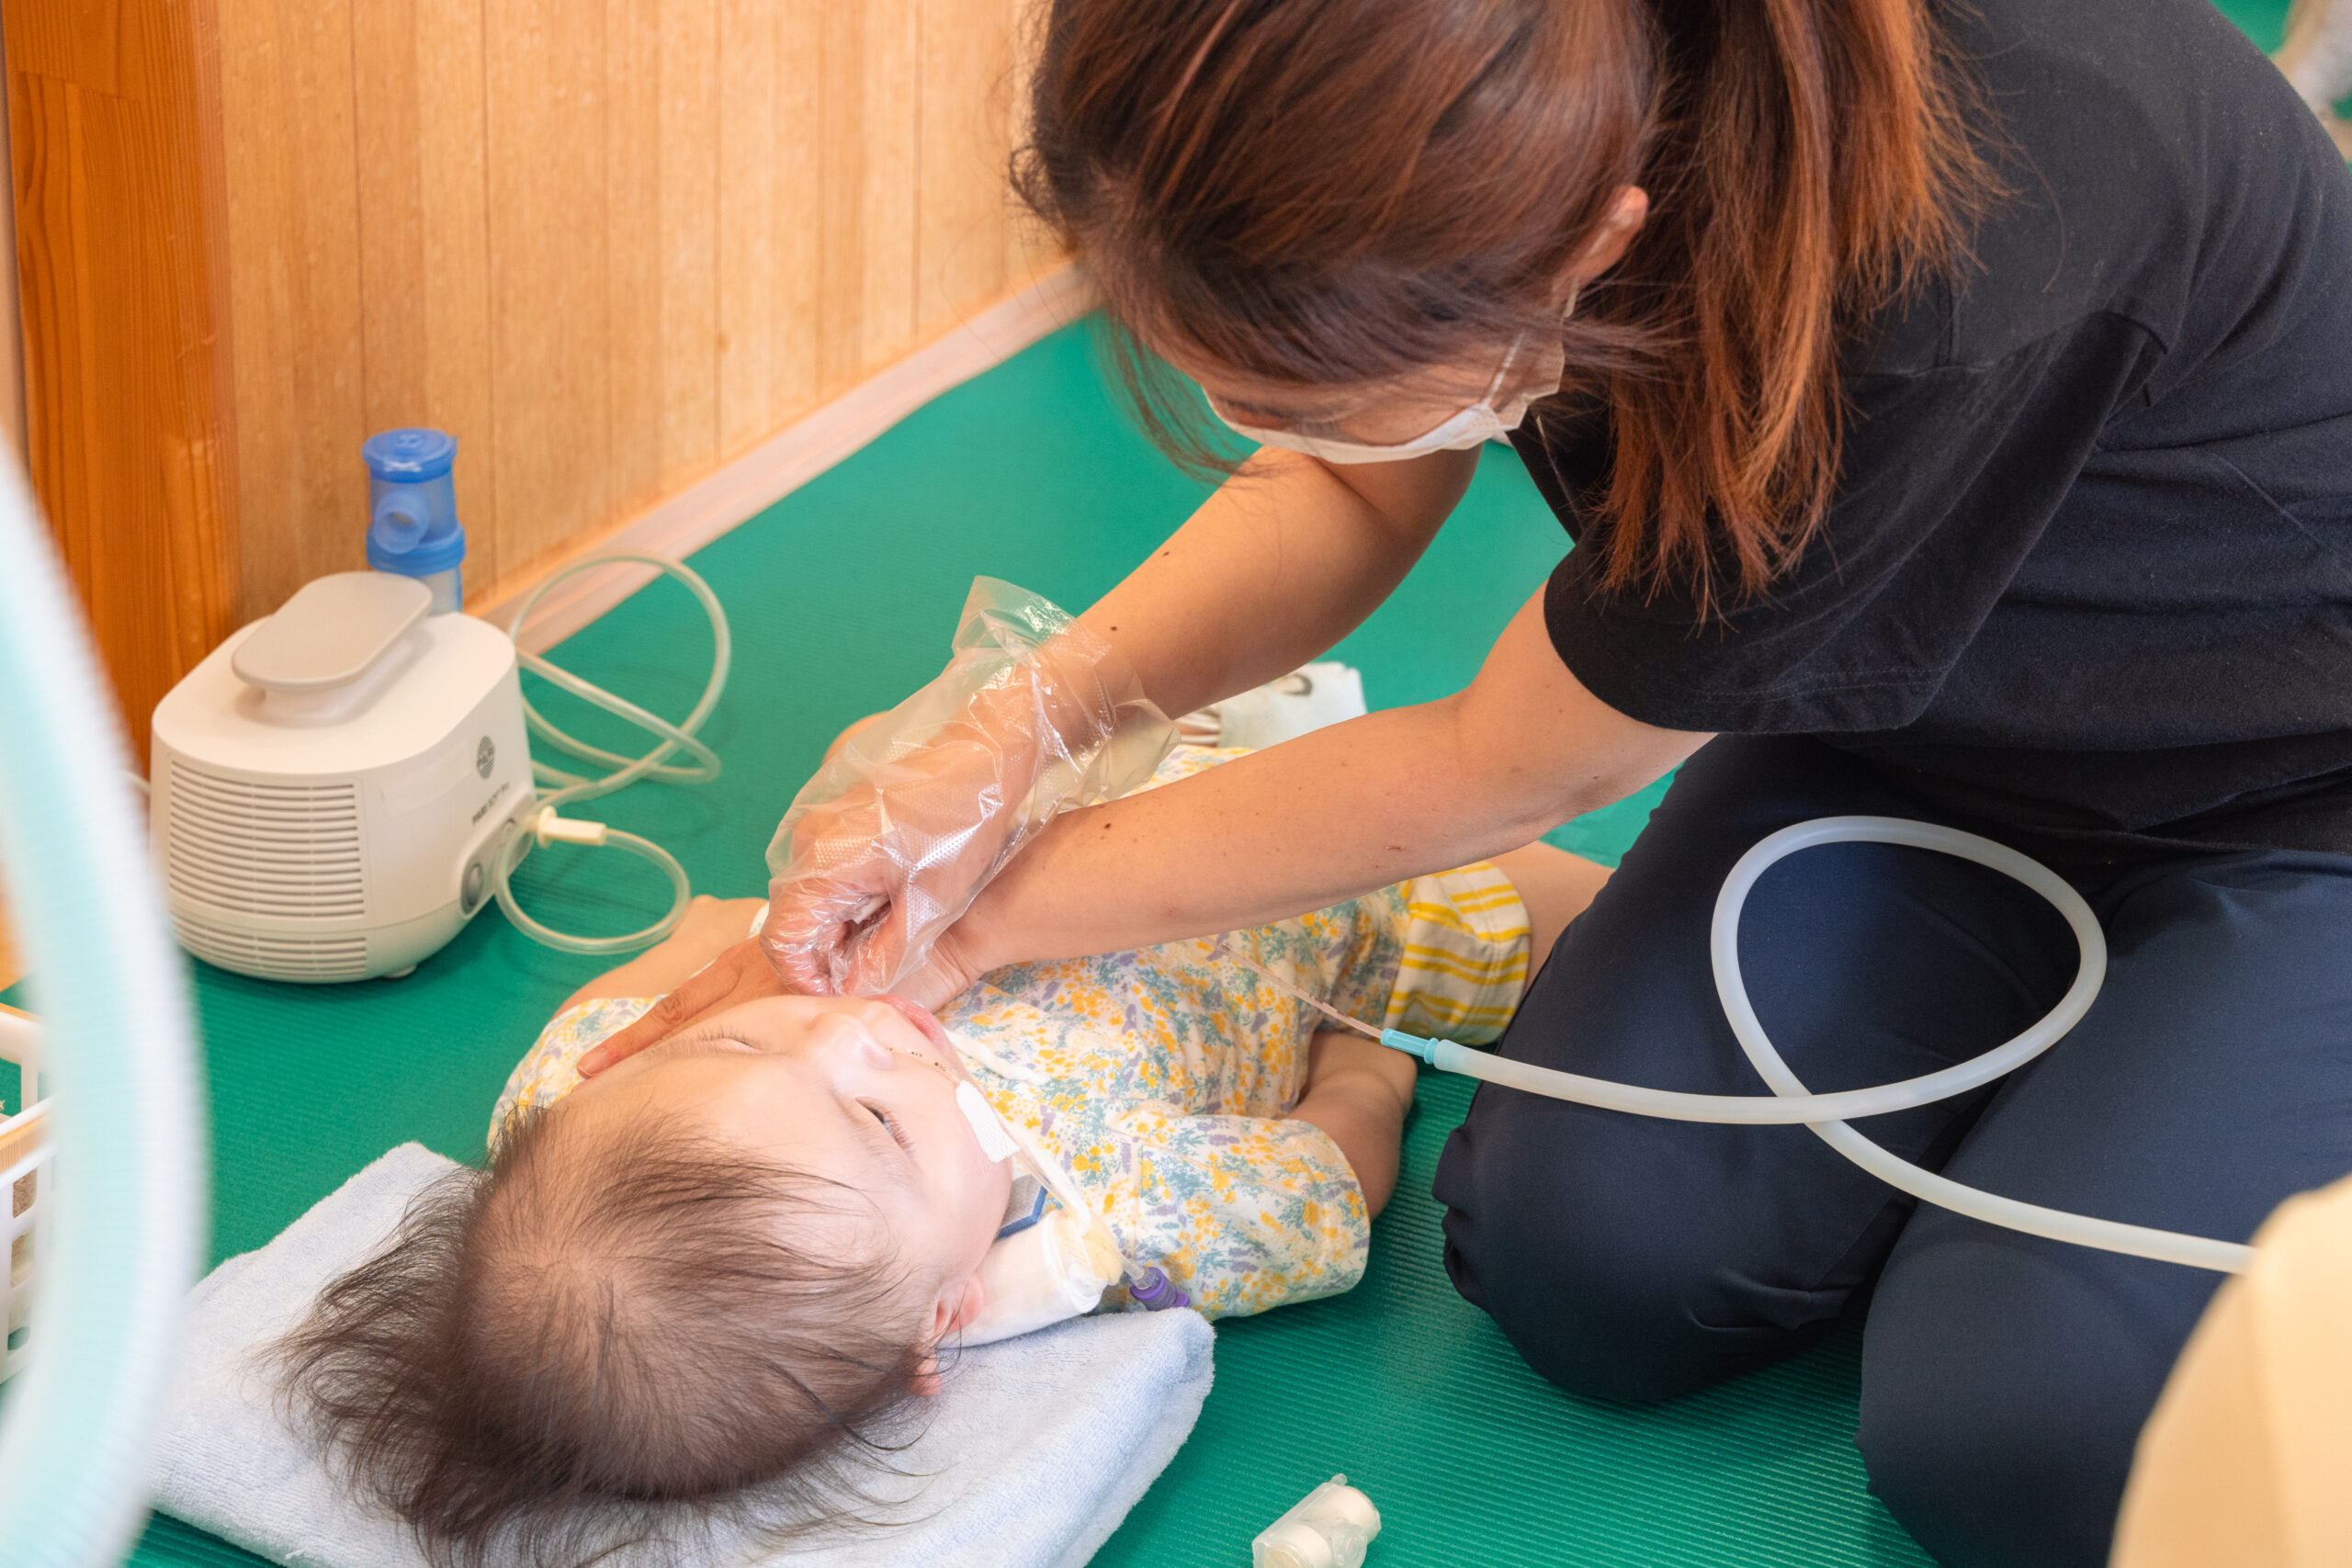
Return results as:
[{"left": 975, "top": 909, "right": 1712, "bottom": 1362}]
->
[{"left": 1126, "top": 1266, "right": 1191, "bottom": 1312}]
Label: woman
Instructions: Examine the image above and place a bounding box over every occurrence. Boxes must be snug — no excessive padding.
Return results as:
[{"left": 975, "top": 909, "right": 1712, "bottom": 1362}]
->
[{"left": 592, "top": 2, "right": 2352, "bottom": 1562}]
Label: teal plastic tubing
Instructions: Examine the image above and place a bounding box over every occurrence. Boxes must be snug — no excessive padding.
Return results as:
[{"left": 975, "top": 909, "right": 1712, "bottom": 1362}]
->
[{"left": 0, "top": 457, "right": 209, "bottom": 1563}]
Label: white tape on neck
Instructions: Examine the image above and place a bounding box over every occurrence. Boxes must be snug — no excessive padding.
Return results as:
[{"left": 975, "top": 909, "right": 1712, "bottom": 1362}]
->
[{"left": 956, "top": 1080, "right": 1020, "bottom": 1163}]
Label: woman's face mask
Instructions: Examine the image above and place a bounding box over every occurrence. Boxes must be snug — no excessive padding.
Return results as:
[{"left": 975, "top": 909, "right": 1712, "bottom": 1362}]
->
[{"left": 1205, "top": 288, "right": 1576, "bottom": 465}]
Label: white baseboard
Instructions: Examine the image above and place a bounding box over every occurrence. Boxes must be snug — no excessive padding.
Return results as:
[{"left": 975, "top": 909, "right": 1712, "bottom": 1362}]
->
[{"left": 484, "top": 263, "right": 1095, "bottom": 651}]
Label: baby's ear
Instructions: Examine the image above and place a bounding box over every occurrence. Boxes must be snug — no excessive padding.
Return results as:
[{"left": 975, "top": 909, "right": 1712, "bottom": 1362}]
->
[{"left": 912, "top": 1276, "right": 990, "bottom": 1398}]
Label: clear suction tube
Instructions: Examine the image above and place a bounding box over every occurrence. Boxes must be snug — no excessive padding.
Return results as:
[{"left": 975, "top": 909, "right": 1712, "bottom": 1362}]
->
[
  {"left": 489, "top": 553, "right": 731, "bottom": 955},
  {"left": 1238, "top": 817, "right": 2254, "bottom": 1274}
]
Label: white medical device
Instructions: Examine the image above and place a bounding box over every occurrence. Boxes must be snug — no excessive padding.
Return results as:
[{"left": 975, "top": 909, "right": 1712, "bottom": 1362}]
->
[
  {"left": 1254, "top": 1475, "right": 1382, "bottom": 1568},
  {"left": 151, "top": 572, "right": 537, "bottom": 983}
]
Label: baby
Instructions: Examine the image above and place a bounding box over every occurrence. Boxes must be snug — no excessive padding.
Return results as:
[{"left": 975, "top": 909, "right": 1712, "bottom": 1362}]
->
[{"left": 278, "top": 749, "right": 1600, "bottom": 1566}]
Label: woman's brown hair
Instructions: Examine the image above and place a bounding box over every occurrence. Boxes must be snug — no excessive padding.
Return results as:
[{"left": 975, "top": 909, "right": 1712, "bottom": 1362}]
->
[{"left": 1015, "top": 0, "right": 1994, "bottom": 609}]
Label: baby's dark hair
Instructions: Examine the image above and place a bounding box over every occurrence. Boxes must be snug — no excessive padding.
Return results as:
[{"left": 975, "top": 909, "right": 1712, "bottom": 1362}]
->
[{"left": 275, "top": 1103, "right": 937, "bottom": 1568}]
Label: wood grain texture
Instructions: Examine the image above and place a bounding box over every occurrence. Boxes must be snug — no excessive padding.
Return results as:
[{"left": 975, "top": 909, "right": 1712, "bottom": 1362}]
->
[
  {"left": 860, "top": 0, "right": 921, "bottom": 367},
  {"left": 651, "top": 0, "right": 718, "bottom": 493},
  {"left": 232, "top": 0, "right": 1049, "bottom": 610},
  {"left": 918, "top": 0, "right": 1012, "bottom": 334},
  {"left": 0, "top": 22, "right": 26, "bottom": 462},
  {"left": 6, "top": 0, "right": 238, "bottom": 769},
  {"left": 10, "top": 0, "right": 1051, "bottom": 762}
]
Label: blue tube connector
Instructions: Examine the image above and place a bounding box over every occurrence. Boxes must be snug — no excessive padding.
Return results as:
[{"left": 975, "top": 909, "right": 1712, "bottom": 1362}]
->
[{"left": 1381, "top": 1029, "right": 1443, "bottom": 1066}]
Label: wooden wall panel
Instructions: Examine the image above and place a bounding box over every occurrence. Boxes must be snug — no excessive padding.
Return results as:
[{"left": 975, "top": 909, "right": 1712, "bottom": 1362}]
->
[
  {"left": 862, "top": 0, "right": 922, "bottom": 367},
  {"left": 218, "top": 0, "right": 367, "bottom": 615},
  {"left": 0, "top": 21, "right": 25, "bottom": 459},
  {"left": 715, "top": 0, "right": 796, "bottom": 457},
  {"left": 210, "top": 0, "right": 1046, "bottom": 621},
  {"left": 8, "top": 0, "right": 1052, "bottom": 767},
  {"left": 5, "top": 0, "right": 237, "bottom": 771},
  {"left": 919, "top": 0, "right": 1014, "bottom": 333},
  {"left": 356, "top": 0, "right": 496, "bottom": 584},
  {"left": 650, "top": 0, "right": 719, "bottom": 497}
]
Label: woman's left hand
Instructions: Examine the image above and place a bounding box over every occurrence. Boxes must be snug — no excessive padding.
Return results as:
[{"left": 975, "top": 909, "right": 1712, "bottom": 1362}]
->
[
  {"left": 574, "top": 920, "right": 991, "bottom": 1075},
  {"left": 577, "top": 938, "right": 785, "bottom": 1076}
]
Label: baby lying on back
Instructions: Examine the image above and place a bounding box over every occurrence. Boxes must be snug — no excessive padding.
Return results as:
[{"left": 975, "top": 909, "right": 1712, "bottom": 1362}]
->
[{"left": 278, "top": 752, "right": 1597, "bottom": 1566}]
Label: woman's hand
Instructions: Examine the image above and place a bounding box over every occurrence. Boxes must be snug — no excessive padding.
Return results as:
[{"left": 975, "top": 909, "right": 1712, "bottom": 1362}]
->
[
  {"left": 574, "top": 908, "right": 989, "bottom": 1078},
  {"left": 576, "top": 937, "right": 785, "bottom": 1076},
  {"left": 878, "top": 919, "right": 992, "bottom": 1013},
  {"left": 556, "top": 895, "right": 768, "bottom": 1013},
  {"left": 760, "top": 714, "right": 1047, "bottom": 991}
]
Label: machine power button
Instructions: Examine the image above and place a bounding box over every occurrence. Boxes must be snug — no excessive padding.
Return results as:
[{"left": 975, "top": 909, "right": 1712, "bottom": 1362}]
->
[{"left": 460, "top": 859, "right": 486, "bottom": 913}]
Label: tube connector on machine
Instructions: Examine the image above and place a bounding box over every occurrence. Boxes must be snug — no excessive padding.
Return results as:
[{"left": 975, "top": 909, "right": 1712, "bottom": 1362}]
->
[{"left": 532, "top": 808, "right": 609, "bottom": 848}]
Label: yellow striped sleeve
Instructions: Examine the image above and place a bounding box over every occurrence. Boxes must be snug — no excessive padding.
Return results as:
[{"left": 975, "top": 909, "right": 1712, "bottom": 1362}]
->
[{"left": 1383, "top": 863, "right": 1533, "bottom": 1046}]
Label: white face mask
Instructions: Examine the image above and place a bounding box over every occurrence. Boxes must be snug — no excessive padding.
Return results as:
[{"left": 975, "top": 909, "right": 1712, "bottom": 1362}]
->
[{"left": 1208, "top": 287, "right": 1576, "bottom": 465}]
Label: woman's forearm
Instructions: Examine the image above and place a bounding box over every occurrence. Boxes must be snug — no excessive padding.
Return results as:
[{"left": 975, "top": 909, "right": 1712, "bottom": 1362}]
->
[
  {"left": 1077, "top": 446, "right": 1476, "bottom": 717},
  {"left": 966, "top": 704, "right": 1546, "bottom": 964},
  {"left": 961, "top": 593, "right": 1711, "bottom": 967}
]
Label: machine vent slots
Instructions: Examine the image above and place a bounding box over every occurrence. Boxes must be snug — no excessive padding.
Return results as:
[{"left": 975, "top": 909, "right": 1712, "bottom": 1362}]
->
[
  {"left": 164, "top": 763, "right": 366, "bottom": 920},
  {"left": 170, "top": 910, "right": 371, "bottom": 983}
]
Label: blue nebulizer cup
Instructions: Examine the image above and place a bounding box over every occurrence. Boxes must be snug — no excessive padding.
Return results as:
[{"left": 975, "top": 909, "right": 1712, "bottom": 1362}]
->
[{"left": 363, "top": 427, "right": 465, "bottom": 613}]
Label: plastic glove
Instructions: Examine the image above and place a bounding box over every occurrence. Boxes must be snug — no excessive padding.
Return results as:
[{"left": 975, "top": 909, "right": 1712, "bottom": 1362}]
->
[{"left": 760, "top": 578, "right": 1174, "bottom": 997}]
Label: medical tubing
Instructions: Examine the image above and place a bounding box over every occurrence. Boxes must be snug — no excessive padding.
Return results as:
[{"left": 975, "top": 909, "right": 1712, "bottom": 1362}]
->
[
  {"left": 0, "top": 454, "right": 209, "bottom": 1566},
  {"left": 1373, "top": 817, "right": 2252, "bottom": 1274},
  {"left": 489, "top": 553, "right": 731, "bottom": 955},
  {"left": 1712, "top": 818, "right": 2251, "bottom": 1274}
]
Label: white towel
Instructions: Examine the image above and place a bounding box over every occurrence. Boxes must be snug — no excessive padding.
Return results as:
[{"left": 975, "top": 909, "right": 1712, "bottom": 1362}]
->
[{"left": 149, "top": 1144, "right": 1215, "bottom": 1568}]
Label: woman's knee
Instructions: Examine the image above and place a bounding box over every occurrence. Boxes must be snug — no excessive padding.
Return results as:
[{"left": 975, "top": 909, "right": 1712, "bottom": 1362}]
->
[
  {"left": 1860, "top": 1370, "right": 2136, "bottom": 1568},
  {"left": 1434, "top": 1089, "right": 1850, "bottom": 1404},
  {"left": 1859, "top": 1240, "right": 2192, "bottom": 1568}
]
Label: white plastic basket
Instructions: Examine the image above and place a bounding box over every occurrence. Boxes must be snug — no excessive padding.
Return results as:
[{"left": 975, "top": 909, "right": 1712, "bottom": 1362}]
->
[{"left": 0, "top": 1003, "right": 48, "bottom": 1383}]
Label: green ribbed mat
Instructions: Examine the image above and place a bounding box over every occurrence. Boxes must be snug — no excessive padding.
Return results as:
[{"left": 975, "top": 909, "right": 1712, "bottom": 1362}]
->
[{"left": 1094, "top": 1073, "right": 1921, "bottom": 1567}]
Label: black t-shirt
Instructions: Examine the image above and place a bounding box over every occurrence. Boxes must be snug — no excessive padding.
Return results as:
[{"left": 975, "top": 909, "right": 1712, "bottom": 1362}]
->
[{"left": 1518, "top": 0, "right": 2352, "bottom": 862}]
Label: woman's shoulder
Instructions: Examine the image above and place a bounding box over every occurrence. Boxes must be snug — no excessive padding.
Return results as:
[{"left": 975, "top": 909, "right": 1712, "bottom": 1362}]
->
[{"left": 1916, "top": 0, "right": 2345, "bottom": 371}]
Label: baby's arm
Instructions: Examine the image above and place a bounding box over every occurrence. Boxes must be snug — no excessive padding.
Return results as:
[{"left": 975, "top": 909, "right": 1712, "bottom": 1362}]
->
[
  {"left": 1288, "top": 1029, "right": 1419, "bottom": 1216},
  {"left": 557, "top": 896, "right": 769, "bottom": 1011}
]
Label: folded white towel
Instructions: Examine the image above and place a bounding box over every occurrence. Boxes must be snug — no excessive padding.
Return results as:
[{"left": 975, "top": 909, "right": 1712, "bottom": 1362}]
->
[{"left": 149, "top": 1143, "right": 1214, "bottom": 1568}]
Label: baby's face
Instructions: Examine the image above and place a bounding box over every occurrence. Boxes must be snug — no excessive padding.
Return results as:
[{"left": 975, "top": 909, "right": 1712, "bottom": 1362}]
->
[{"left": 563, "top": 995, "right": 1014, "bottom": 1291}]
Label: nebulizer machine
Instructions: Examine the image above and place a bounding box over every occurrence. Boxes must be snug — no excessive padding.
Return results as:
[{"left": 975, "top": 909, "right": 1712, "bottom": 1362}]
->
[
  {"left": 148, "top": 428, "right": 731, "bottom": 983},
  {"left": 781, "top": 586, "right": 2255, "bottom": 1280}
]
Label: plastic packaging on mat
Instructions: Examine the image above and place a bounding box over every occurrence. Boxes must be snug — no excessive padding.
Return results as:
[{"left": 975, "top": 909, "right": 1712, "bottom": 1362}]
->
[
  {"left": 1176, "top": 660, "right": 1366, "bottom": 750},
  {"left": 1253, "top": 1475, "right": 1382, "bottom": 1568},
  {"left": 763, "top": 577, "right": 1175, "bottom": 997}
]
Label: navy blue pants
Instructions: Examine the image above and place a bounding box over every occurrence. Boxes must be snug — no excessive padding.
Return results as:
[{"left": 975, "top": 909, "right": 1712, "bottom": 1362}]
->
[{"left": 1433, "top": 736, "right": 2352, "bottom": 1568}]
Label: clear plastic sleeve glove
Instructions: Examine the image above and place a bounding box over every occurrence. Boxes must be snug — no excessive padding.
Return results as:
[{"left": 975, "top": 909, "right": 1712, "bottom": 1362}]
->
[{"left": 760, "top": 577, "right": 1175, "bottom": 997}]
